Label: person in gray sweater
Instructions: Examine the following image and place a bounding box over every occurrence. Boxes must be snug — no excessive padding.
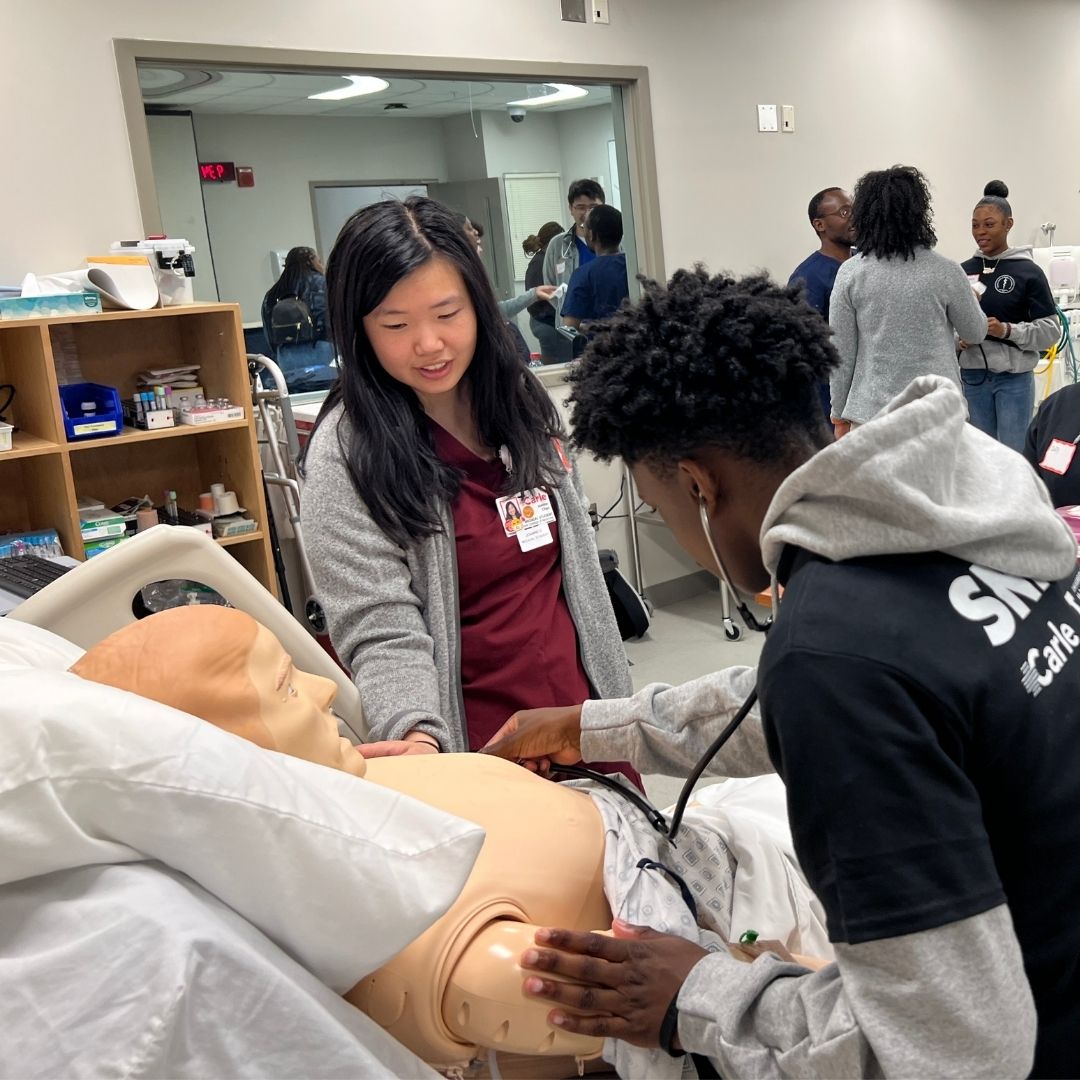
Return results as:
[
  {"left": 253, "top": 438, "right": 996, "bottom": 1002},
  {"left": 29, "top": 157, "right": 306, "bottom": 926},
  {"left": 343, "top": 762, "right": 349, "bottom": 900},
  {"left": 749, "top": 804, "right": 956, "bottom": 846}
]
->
[
  {"left": 829, "top": 165, "right": 987, "bottom": 432},
  {"left": 299, "top": 196, "right": 634, "bottom": 777},
  {"left": 486, "top": 268, "right": 1080, "bottom": 1078}
]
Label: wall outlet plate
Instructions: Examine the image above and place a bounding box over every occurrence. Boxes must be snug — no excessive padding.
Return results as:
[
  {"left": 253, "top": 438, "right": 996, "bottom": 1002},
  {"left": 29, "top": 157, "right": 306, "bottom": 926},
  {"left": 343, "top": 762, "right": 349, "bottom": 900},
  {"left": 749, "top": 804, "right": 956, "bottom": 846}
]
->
[
  {"left": 757, "top": 104, "right": 778, "bottom": 132},
  {"left": 591, "top": 0, "right": 610, "bottom": 23},
  {"left": 781, "top": 105, "right": 795, "bottom": 133}
]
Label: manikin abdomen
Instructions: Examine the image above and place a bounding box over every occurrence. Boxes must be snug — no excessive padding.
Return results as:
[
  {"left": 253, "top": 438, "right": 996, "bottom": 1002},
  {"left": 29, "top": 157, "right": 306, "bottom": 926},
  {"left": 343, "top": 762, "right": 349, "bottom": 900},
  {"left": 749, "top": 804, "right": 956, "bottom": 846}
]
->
[{"left": 347, "top": 754, "right": 610, "bottom": 1067}]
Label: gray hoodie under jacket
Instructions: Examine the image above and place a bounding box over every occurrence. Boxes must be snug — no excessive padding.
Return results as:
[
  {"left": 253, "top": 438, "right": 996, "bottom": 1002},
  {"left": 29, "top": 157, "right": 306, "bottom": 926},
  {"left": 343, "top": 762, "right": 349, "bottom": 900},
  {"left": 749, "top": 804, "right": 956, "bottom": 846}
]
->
[
  {"left": 578, "top": 376, "right": 1076, "bottom": 1077},
  {"left": 301, "top": 406, "right": 632, "bottom": 751},
  {"left": 958, "top": 245, "right": 1061, "bottom": 375}
]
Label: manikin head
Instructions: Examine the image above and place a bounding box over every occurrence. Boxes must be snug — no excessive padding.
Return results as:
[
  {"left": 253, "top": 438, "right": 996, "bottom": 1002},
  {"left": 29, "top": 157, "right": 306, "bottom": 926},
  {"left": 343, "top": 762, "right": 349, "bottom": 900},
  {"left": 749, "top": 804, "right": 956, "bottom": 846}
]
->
[
  {"left": 70, "top": 607, "right": 366, "bottom": 778},
  {"left": 566, "top": 268, "right": 838, "bottom": 595}
]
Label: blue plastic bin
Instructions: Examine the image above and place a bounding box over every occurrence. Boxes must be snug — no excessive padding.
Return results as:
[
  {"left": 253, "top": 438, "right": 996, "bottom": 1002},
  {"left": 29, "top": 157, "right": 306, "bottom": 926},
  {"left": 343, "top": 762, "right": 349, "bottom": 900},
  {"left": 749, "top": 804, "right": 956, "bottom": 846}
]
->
[{"left": 60, "top": 382, "right": 123, "bottom": 441}]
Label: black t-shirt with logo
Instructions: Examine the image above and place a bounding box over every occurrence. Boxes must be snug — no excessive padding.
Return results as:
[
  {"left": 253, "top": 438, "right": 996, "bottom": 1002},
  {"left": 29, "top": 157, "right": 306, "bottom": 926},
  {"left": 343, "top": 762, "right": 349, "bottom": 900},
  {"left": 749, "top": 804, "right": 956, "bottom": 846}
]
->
[
  {"left": 960, "top": 253, "right": 1056, "bottom": 325},
  {"left": 759, "top": 546, "right": 1080, "bottom": 1078}
]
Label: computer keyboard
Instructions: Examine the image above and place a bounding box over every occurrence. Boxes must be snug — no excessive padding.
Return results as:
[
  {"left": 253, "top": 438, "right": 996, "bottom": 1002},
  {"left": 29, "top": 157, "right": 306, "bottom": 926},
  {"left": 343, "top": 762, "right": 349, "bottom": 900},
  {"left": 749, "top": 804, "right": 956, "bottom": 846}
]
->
[{"left": 0, "top": 554, "right": 73, "bottom": 600}]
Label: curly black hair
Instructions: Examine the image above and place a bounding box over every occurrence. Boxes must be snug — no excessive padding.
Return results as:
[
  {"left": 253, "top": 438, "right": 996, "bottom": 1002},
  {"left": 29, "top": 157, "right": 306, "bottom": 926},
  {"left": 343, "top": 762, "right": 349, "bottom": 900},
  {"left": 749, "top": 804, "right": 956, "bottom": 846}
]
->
[
  {"left": 850, "top": 165, "right": 936, "bottom": 260},
  {"left": 567, "top": 267, "right": 838, "bottom": 470}
]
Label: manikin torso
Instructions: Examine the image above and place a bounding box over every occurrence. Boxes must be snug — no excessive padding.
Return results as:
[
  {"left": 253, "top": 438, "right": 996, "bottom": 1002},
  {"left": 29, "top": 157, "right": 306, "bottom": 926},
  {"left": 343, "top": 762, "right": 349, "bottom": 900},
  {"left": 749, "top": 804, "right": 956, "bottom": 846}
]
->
[
  {"left": 71, "top": 607, "right": 609, "bottom": 1068},
  {"left": 352, "top": 754, "right": 609, "bottom": 1065}
]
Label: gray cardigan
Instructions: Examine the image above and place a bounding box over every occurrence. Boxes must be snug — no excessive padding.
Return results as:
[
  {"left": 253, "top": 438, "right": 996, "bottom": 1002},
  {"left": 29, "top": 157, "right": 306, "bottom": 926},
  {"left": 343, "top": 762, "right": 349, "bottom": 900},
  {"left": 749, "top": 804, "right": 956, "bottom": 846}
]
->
[
  {"left": 829, "top": 247, "right": 988, "bottom": 423},
  {"left": 300, "top": 406, "right": 632, "bottom": 750}
]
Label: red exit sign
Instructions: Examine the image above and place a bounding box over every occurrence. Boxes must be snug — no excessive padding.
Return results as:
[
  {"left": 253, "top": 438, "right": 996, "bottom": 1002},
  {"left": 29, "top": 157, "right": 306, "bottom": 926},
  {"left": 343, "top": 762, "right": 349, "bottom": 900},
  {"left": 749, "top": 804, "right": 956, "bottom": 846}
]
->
[{"left": 199, "top": 161, "right": 236, "bottom": 182}]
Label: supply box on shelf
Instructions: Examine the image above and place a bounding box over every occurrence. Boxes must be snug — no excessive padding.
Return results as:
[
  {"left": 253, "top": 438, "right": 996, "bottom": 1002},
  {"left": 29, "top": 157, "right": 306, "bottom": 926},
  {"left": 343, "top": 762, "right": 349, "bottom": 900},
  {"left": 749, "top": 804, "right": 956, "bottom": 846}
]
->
[
  {"left": 0, "top": 422, "right": 11, "bottom": 452},
  {"left": 110, "top": 239, "right": 196, "bottom": 306},
  {"left": 122, "top": 396, "right": 175, "bottom": 430},
  {"left": 59, "top": 382, "right": 122, "bottom": 440},
  {"left": 179, "top": 403, "right": 245, "bottom": 426},
  {"left": 0, "top": 292, "right": 101, "bottom": 321}
]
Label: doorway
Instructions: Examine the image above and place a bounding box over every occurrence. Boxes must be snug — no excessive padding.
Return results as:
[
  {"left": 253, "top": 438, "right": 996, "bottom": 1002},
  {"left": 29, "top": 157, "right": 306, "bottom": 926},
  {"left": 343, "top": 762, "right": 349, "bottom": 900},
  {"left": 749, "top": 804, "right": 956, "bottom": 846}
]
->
[{"left": 116, "top": 43, "right": 664, "bottom": 362}]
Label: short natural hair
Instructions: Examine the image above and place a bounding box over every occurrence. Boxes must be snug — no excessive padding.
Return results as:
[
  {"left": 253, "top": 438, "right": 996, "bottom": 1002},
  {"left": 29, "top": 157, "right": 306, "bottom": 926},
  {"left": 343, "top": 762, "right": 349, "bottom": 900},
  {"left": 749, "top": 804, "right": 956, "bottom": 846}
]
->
[
  {"left": 568, "top": 178, "right": 605, "bottom": 206},
  {"left": 567, "top": 268, "right": 837, "bottom": 469},
  {"left": 586, "top": 204, "right": 623, "bottom": 248},
  {"left": 808, "top": 187, "right": 843, "bottom": 223}
]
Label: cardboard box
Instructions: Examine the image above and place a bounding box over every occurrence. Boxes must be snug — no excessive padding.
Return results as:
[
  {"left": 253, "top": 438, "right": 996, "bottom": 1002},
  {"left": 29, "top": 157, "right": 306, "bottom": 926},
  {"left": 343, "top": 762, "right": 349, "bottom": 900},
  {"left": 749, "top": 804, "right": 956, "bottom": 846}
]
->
[
  {"left": 179, "top": 404, "right": 245, "bottom": 426},
  {"left": 0, "top": 292, "right": 101, "bottom": 320}
]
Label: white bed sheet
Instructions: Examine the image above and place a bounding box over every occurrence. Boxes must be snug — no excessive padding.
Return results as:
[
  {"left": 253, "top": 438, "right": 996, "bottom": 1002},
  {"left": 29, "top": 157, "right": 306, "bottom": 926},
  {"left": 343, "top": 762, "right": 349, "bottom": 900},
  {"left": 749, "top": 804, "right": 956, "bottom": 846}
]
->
[{"left": 0, "top": 860, "right": 440, "bottom": 1079}]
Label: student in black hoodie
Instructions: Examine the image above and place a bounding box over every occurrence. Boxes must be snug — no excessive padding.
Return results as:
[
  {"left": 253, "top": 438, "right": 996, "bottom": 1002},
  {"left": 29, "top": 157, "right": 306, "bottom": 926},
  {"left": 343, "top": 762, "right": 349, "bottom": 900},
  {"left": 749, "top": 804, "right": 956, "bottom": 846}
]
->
[
  {"left": 960, "top": 181, "right": 1060, "bottom": 451},
  {"left": 486, "top": 269, "right": 1080, "bottom": 1078}
]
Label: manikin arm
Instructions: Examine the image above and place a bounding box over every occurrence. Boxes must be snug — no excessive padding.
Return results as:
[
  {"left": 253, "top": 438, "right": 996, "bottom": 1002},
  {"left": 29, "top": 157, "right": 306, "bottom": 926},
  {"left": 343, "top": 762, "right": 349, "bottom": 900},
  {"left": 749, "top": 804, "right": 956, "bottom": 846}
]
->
[{"left": 443, "top": 921, "right": 605, "bottom": 1059}]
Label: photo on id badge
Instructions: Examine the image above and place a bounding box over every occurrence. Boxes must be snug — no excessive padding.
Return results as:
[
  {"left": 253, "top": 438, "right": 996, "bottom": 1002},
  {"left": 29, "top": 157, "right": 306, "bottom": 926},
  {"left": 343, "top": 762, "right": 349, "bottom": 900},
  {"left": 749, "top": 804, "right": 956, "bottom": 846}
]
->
[{"left": 496, "top": 489, "right": 556, "bottom": 549}]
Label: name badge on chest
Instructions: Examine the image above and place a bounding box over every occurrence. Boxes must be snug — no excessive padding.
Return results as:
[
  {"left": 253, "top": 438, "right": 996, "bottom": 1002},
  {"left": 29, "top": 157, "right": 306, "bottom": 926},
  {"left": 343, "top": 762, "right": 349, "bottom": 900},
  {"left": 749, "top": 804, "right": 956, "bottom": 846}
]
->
[
  {"left": 1040, "top": 439, "right": 1078, "bottom": 476},
  {"left": 495, "top": 489, "right": 557, "bottom": 550}
]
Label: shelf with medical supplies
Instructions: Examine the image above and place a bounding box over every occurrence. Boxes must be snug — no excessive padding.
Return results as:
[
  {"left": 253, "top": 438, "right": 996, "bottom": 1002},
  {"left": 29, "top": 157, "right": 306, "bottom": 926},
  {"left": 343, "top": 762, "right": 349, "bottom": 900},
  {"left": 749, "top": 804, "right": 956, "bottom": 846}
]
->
[{"left": 0, "top": 304, "right": 275, "bottom": 595}]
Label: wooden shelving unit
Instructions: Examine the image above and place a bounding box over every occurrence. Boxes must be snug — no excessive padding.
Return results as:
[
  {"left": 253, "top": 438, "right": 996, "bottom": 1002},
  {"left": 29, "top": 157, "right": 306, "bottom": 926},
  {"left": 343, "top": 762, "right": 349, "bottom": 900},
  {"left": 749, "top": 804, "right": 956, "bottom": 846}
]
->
[{"left": 0, "top": 303, "right": 275, "bottom": 595}]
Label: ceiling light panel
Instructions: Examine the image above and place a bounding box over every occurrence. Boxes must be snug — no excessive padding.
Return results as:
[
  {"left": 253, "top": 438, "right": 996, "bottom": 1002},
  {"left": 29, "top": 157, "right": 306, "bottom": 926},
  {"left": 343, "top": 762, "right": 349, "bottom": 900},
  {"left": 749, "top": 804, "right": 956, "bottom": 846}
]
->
[
  {"left": 506, "top": 83, "right": 590, "bottom": 107},
  {"left": 308, "top": 75, "right": 390, "bottom": 101}
]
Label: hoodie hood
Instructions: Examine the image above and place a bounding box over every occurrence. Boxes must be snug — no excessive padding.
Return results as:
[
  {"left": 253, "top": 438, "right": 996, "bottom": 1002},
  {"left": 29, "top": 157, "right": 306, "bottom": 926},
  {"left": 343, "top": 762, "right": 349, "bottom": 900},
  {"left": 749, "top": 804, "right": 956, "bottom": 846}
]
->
[
  {"left": 761, "top": 376, "right": 1077, "bottom": 582},
  {"left": 969, "top": 244, "right": 1034, "bottom": 262}
]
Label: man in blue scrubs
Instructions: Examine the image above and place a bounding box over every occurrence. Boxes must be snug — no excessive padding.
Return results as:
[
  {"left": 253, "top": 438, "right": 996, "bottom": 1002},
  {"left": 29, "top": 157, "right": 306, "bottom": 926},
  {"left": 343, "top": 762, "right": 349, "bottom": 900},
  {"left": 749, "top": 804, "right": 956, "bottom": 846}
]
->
[
  {"left": 790, "top": 187, "right": 855, "bottom": 417},
  {"left": 561, "top": 205, "right": 629, "bottom": 332}
]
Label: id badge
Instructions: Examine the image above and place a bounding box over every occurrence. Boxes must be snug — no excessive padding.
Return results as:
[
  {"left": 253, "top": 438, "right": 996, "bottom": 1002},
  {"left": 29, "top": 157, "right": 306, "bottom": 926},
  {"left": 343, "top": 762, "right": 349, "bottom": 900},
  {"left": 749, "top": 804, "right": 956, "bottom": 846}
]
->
[
  {"left": 556, "top": 261, "right": 566, "bottom": 277},
  {"left": 1040, "top": 439, "right": 1077, "bottom": 476},
  {"left": 496, "top": 489, "right": 556, "bottom": 537}
]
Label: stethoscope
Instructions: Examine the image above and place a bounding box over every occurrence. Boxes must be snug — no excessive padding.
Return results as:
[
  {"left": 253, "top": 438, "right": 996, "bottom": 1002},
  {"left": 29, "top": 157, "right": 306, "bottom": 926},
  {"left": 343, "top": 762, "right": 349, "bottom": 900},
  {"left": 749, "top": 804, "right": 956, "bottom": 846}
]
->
[{"left": 554, "top": 498, "right": 770, "bottom": 844}]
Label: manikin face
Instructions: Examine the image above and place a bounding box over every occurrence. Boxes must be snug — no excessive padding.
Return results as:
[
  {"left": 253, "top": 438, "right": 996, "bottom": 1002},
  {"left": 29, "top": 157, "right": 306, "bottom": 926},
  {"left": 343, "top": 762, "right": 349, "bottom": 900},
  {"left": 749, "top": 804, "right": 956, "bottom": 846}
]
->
[
  {"left": 972, "top": 205, "right": 1012, "bottom": 257},
  {"left": 813, "top": 190, "right": 855, "bottom": 247},
  {"left": 363, "top": 257, "right": 478, "bottom": 407},
  {"left": 248, "top": 624, "right": 367, "bottom": 778},
  {"left": 631, "top": 459, "right": 770, "bottom": 596}
]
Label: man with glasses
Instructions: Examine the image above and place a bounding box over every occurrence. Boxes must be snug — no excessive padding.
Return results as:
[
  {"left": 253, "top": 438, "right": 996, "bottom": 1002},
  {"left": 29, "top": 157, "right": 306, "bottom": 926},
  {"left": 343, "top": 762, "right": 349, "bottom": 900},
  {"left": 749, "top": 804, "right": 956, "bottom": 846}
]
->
[
  {"left": 790, "top": 186, "right": 855, "bottom": 415},
  {"left": 543, "top": 179, "right": 606, "bottom": 362}
]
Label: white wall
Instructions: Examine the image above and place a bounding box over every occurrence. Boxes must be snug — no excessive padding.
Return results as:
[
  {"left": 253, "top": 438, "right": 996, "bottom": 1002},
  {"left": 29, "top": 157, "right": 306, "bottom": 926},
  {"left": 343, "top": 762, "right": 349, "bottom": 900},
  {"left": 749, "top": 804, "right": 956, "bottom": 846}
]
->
[
  {"left": 441, "top": 112, "right": 487, "bottom": 182},
  {"left": 481, "top": 109, "right": 562, "bottom": 180},
  {"left": 556, "top": 106, "right": 616, "bottom": 206},
  {"left": 190, "top": 114, "right": 448, "bottom": 319},
  {"left": 145, "top": 114, "right": 218, "bottom": 302},
  {"left": 10, "top": 0, "right": 1080, "bottom": 286}
]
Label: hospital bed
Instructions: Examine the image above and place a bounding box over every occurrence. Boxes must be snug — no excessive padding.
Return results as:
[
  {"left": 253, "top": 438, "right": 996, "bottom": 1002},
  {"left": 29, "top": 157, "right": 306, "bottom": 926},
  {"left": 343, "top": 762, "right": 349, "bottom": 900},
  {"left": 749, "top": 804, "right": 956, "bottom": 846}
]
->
[{"left": 0, "top": 526, "right": 472, "bottom": 1078}]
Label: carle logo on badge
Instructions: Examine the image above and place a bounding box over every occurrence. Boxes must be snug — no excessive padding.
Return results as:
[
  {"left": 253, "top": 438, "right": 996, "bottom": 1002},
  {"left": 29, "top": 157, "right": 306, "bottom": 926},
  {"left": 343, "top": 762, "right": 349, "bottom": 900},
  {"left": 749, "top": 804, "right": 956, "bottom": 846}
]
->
[
  {"left": 948, "top": 565, "right": 1080, "bottom": 698},
  {"left": 994, "top": 274, "right": 1016, "bottom": 294}
]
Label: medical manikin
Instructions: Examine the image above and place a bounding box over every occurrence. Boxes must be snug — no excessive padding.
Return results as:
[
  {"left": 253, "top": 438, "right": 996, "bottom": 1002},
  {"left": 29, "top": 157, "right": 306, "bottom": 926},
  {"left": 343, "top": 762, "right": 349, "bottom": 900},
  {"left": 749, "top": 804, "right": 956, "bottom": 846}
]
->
[{"left": 72, "top": 607, "right": 824, "bottom": 1071}]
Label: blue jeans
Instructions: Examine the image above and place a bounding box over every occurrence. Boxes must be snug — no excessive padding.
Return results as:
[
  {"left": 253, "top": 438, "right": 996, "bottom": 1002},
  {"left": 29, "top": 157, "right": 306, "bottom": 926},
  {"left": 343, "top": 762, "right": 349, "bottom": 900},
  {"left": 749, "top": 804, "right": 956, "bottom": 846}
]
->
[{"left": 961, "top": 369, "right": 1035, "bottom": 453}]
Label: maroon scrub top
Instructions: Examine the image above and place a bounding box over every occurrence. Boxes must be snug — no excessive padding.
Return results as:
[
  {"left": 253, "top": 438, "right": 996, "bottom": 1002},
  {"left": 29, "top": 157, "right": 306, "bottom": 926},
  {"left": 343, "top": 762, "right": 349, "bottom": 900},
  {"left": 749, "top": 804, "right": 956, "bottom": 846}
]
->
[{"left": 432, "top": 423, "right": 641, "bottom": 789}]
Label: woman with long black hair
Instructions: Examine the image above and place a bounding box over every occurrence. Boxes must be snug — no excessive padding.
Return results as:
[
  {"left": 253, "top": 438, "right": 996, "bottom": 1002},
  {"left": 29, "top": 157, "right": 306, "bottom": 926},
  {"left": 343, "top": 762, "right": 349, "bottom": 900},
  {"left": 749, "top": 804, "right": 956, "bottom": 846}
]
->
[
  {"left": 828, "top": 165, "right": 987, "bottom": 435},
  {"left": 260, "top": 246, "right": 336, "bottom": 392},
  {"left": 299, "top": 197, "right": 637, "bottom": 784}
]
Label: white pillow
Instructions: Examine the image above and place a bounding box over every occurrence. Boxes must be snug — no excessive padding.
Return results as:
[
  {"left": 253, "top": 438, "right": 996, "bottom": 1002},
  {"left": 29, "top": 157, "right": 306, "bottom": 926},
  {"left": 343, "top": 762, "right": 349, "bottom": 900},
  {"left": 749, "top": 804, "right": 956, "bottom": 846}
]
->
[
  {"left": 0, "top": 617, "right": 84, "bottom": 671},
  {"left": 0, "top": 668, "right": 484, "bottom": 993}
]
